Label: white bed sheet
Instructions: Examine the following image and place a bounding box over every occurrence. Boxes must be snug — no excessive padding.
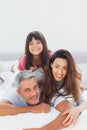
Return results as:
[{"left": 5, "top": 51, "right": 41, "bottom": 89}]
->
[
  {"left": 0, "top": 107, "right": 59, "bottom": 130},
  {"left": 0, "top": 108, "right": 87, "bottom": 130},
  {"left": 0, "top": 64, "right": 87, "bottom": 130}
]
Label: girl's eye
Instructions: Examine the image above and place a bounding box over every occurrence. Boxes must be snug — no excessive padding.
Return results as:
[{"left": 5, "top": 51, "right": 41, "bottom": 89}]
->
[
  {"left": 29, "top": 42, "right": 33, "bottom": 45},
  {"left": 29, "top": 41, "right": 41, "bottom": 45},
  {"left": 37, "top": 40, "right": 41, "bottom": 44}
]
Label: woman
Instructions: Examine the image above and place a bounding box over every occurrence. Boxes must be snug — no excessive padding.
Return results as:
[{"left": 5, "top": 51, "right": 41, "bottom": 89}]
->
[
  {"left": 43, "top": 49, "right": 87, "bottom": 122},
  {"left": 23, "top": 49, "right": 87, "bottom": 130}
]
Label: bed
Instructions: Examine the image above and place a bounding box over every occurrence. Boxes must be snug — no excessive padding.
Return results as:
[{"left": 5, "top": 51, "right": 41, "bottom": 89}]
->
[{"left": 0, "top": 51, "right": 87, "bottom": 130}]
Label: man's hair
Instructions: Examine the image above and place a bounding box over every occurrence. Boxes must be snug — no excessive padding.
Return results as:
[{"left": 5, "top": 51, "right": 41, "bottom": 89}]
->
[{"left": 13, "top": 70, "right": 37, "bottom": 89}]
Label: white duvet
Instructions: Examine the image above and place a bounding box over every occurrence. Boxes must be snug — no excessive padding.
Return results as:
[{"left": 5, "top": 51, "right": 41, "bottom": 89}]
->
[
  {"left": 0, "top": 108, "right": 87, "bottom": 130},
  {"left": 0, "top": 107, "right": 58, "bottom": 130}
]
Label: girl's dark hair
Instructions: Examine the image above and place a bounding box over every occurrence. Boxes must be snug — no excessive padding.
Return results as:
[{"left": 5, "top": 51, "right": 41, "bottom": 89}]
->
[{"left": 25, "top": 31, "right": 50, "bottom": 69}]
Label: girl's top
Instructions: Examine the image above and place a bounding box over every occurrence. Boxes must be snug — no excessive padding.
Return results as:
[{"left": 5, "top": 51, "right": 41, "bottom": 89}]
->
[{"left": 18, "top": 51, "right": 53, "bottom": 71}]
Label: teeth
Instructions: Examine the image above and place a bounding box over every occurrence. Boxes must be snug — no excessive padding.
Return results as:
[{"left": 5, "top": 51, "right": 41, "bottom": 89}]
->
[
  {"left": 56, "top": 75, "right": 62, "bottom": 78},
  {"left": 31, "top": 96, "right": 38, "bottom": 100},
  {"left": 33, "top": 49, "right": 38, "bottom": 51},
  {"left": 33, "top": 48, "right": 39, "bottom": 51}
]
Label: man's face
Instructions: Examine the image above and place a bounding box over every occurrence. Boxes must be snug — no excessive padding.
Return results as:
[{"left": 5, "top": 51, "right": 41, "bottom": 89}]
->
[{"left": 17, "top": 77, "right": 41, "bottom": 105}]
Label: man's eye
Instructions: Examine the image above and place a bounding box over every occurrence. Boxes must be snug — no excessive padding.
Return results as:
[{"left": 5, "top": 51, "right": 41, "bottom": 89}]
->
[
  {"left": 34, "top": 85, "right": 39, "bottom": 90},
  {"left": 24, "top": 89, "right": 30, "bottom": 93}
]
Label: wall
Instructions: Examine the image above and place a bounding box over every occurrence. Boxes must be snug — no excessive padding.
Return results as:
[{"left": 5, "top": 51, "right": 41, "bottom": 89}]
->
[{"left": 0, "top": 0, "right": 87, "bottom": 56}]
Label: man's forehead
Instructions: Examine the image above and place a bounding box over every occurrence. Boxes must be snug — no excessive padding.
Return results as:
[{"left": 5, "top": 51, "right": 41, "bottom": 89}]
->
[{"left": 20, "top": 77, "right": 38, "bottom": 87}]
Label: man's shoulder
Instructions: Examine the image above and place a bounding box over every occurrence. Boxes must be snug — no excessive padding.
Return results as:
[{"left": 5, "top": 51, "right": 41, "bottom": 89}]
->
[{"left": 3, "top": 90, "right": 27, "bottom": 106}]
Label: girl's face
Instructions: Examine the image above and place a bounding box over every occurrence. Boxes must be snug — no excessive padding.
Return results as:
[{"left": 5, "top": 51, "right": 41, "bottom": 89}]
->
[
  {"left": 29, "top": 37, "right": 43, "bottom": 56},
  {"left": 51, "top": 58, "right": 68, "bottom": 81}
]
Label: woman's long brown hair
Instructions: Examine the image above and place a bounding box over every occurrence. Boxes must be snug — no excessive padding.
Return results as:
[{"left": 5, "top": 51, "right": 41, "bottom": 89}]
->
[{"left": 43, "top": 49, "right": 81, "bottom": 104}]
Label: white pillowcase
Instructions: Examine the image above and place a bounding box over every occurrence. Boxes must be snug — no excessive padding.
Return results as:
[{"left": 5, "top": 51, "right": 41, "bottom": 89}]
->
[
  {"left": 0, "top": 60, "right": 18, "bottom": 73},
  {"left": 77, "top": 63, "right": 87, "bottom": 89}
]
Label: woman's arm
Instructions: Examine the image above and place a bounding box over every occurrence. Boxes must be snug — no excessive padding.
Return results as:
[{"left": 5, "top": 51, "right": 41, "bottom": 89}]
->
[
  {"left": 56, "top": 99, "right": 87, "bottom": 126},
  {"left": 22, "top": 112, "right": 68, "bottom": 130}
]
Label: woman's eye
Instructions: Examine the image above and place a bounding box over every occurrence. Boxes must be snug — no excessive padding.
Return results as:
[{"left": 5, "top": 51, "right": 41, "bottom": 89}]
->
[
  {"left": 54, "top": 65, "right": 59, "bottom": 68},
  {"left": 64, "top": 67, "right": 68, "bottom": 70}
]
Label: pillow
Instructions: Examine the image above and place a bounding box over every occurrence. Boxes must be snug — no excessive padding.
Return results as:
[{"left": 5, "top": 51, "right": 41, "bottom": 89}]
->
[
  {"left": 0, "top": 61, "right": 3, "bottom": 73},
  {"left": 77, "top": 63, "right": 87, "bottom": 89},
  {"left": 0, "top": 60, "right": 18, "bottom": 73},
  {"left": 0, "top": 108, "right": 87, "bottom": 130},
  {"left": 0, "top": 107, "right": 59, "bottom": 130}
]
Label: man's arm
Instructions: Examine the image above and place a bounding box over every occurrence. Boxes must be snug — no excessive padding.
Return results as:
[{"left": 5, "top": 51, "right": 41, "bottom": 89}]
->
[{"left": 0, "top": 100, "right": 51, "bottom": 116}]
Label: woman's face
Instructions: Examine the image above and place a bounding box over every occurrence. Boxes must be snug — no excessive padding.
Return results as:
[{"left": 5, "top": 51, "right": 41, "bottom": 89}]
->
[
  {"left": 28, "top": 37, "right": 43, "bottom": 56},
  {"left": 51, "top": 58, "right": 68, "bottom": 81}
]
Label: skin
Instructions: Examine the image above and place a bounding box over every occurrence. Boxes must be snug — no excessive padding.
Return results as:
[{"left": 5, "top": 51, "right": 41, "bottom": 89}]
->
[
  {"left": 29, "top": 37, "right": 43, "bottom": 70},
  {"left": 29, "top": 37, "right": 43, "bottom": 57},
  {"left": 22, "top": 113, "right": 68, "bottom": 130},
  {"left": 51, "top": 58, "right": 68, "bottom": 82},
  {"left": 0, "top": 77, "right": 50, "bottom": 116}
]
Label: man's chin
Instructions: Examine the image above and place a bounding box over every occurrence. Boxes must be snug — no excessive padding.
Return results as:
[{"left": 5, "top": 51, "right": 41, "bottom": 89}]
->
[{"left": 30, "top": 101, "right": 39, "bottom": 106}]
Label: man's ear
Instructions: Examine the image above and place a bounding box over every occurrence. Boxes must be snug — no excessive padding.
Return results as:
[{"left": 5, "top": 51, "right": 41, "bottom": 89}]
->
[{"left": 16, "top": 89, "right": 22, "bottom": 97}]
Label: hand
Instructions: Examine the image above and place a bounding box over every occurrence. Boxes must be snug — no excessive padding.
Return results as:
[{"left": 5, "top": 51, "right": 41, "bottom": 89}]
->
[
  {"left": 31, "top": 103, "right": 51, "bottom": 113},
  {"left": 80, "top": 86, "right": 85, "bottom": 92},
  {"left": 29, "top": 66, "right": 37, "bottom": 71},
  {"left": 22, "top": 128, "right": 33, "bottom": 130},
  {"left": 62, "top": 107, "right": 80, "bottom": 127}
]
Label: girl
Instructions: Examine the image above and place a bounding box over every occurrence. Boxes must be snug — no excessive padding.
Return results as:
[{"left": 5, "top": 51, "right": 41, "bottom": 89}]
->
[{"left": 18, "top": 31, "right": 52, "bottom": 71}]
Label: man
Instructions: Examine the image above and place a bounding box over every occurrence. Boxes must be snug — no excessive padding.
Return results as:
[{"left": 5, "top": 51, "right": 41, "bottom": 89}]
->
[
  {"left": 0, "top": 70, "right": 50, "bottom": 116},
  {"left": 0, "top": 70, "right": 73, "bottom": 130}
]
